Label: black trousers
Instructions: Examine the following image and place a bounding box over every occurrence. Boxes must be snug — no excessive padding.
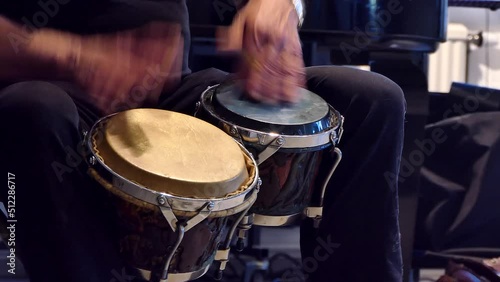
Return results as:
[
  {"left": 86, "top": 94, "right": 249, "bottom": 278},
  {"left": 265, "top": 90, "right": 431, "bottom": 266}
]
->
[{"left": 0, "top": 66, "right": 405, "bottom": 282}]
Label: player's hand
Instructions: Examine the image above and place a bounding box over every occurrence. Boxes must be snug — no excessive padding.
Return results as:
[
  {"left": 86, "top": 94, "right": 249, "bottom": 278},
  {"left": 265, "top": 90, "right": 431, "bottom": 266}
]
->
[
  {"left": 217, "top": 0, "right": 305, "bottom": 104},
  {"left": 30, "top": 22, "right": 183, "bottom": 115}
]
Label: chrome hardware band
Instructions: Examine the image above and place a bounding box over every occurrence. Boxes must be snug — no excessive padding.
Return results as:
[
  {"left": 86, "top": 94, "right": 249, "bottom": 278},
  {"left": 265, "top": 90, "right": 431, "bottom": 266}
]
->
[
  {"left": 304, "top": 207, "right": 323, "bottom": 218},
  {"left": 137, "top": 263, "right": 210, "bottom": 282},
  {"left": 200, "top": 85, "right": 342, "bottom": 151},
  {"left": 221, "top": 116, "right": 339, "bottom": 149},
  {"left": 252, "top": 213, "right": 303, "bottom": 227}
]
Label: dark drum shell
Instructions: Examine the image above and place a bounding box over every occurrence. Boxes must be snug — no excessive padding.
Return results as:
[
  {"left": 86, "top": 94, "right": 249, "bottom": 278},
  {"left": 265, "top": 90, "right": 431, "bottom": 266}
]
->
[
  {"left": 251, "top": 150, "right": 323, "bottom": 216},
  {"left": 110, "top": 193, "right": 226, "bottom": 275}
]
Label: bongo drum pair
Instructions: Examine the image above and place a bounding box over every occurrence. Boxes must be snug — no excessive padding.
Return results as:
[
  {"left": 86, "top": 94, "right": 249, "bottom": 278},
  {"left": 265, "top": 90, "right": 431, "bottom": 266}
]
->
[{"left": 84, "top": 80, "right": 343, "bottom": 281}]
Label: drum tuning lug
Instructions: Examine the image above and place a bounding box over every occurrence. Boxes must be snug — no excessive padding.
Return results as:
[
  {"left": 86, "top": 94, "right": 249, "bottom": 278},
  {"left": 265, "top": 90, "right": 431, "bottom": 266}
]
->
[
  {"left": 157, "top": 195, "right": 167, "bottom": 206},
  {"left": 257, "top": 178, "right": 262, "bottom": 190},
  {"left": 230, "top": 126, "right": 238, "bottom": 136},
  {"left": 89, "top": 156, "right": 96, "bottom": 166}
]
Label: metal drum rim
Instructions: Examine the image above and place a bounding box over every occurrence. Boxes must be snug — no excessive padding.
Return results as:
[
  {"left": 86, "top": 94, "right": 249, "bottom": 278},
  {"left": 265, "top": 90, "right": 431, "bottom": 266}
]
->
[
  {"left": 204, "top": 84, "right": 342, "bottom": 131},
  {"left": 199, "top": 85, "right": 343, "bottom": 149}
]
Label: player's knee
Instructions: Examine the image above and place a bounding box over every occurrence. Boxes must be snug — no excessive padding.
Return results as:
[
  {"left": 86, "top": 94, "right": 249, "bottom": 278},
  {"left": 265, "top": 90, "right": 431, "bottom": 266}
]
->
[
  {"left": 0, "top": 81, "right": 79, "bottom": 129},
  {"left": 370, "top": 74, "right": 406, "bottom": 119}
]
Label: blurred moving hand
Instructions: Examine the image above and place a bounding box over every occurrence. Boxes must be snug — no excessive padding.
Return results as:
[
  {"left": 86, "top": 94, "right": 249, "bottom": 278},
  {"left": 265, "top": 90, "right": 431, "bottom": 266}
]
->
[
  {"left": 29, "top": 22, "right": 184, "bottom": 115},
  {"left": 218, "top": 0, "right": 305, "bottom": 104}
]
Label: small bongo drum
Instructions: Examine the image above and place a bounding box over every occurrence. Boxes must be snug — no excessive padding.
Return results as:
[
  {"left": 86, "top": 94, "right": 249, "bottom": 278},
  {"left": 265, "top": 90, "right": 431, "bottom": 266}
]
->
[
  {"left": 84, "top": 109, "right": 259, "bottom": 281},
  {"left": 196, "top": 80, "right": 343, "bottom": 230}
]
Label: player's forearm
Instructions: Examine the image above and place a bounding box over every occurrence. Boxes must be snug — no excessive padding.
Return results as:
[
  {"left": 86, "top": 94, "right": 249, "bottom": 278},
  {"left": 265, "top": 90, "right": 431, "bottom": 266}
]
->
[{"left": 0, "top": 16, "right": 74, "bottom": 81}]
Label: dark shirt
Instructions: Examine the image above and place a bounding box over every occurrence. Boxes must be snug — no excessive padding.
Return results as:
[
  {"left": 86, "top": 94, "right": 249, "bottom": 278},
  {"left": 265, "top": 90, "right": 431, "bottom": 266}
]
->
[{"left": 0, "top": 0, "right": 191, "bottom": 74}]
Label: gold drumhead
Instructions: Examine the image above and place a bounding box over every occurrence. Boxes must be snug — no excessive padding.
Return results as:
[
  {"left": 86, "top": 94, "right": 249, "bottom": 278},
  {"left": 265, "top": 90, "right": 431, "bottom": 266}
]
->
[{"left": 94, "top": 109, "right": 249, "bottom": 198}]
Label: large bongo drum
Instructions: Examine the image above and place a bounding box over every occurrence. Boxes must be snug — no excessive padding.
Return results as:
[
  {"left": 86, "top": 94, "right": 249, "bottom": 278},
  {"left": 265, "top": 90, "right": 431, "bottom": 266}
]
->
[
  {"left": 84, "top": 109, "right": 260, "bottom": 282},
  {"left": 196, "top": 80, "right": 344, "bottom": 230}
]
